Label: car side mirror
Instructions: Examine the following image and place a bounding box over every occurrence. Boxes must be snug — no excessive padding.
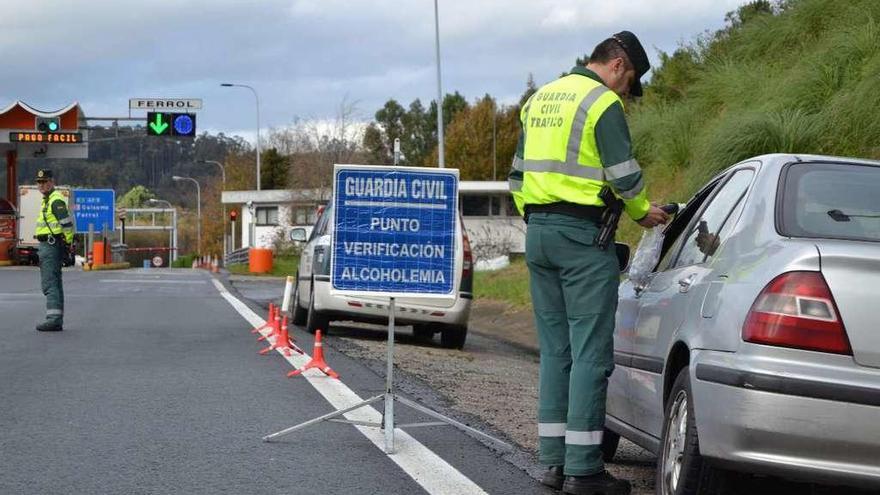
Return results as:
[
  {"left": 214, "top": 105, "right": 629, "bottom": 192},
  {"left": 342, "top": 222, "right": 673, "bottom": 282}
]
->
[
  {"left": 615, "top": 242, "right": 630, "bottom": 272},
  {"left": 289, "top": 228, "right": 307, "bottom": 242}
]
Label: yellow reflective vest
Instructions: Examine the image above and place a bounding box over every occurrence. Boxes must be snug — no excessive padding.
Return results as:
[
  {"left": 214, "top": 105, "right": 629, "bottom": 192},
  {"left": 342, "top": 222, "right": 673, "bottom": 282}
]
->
[
  {"left": 511, "top": 72, "right": 649, "bottom": 220},
  {"left": 35, "top": 189, "right": 74, "bottom": 243}
]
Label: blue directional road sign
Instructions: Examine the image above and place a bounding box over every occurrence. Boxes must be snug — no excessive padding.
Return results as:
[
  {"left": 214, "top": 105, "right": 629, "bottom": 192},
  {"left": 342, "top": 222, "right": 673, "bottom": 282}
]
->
[
  {"left": 331, "top": 165, "right": 459, "bottom": 298},
  {"left": 72, "top": 189, "right": 116, "bottom": 233}
]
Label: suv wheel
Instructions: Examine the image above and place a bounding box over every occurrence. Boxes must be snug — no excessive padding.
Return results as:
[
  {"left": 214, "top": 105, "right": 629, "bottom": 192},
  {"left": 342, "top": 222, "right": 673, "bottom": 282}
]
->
[
  {"left": 439, "top": 324, "right": 467, "bottom": 349},
  {"left": 291, "top": 277, "right": 307, "bottom": 326},
  {"left": 412, "top": 324, "right": 435, "bottom": 342},
  {"left": 657, "top": 368, "right": 732, "bottom": 495},
  {"left": 305, "top": 284, "right": 329, "bottom": 335}
]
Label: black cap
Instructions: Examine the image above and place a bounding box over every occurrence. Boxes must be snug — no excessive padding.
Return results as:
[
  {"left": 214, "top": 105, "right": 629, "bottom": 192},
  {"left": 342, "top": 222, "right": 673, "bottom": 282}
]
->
[
  {"left": 611, "top": 31, "right": 650, "bottom": 97},
  {"left": 35, "top": 169, "right": 54, "bottom": 182}
]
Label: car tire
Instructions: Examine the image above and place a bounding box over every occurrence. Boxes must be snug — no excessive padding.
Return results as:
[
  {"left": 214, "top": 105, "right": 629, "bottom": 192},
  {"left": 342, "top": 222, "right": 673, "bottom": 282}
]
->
[
  {"left": 291, "top": 277, "right": 307, "bottom": 326},
  {"left": 305, "top": 284, "right": 329, "bottom": 335},
  {"left": 601, "top": 428, "right": 621, "bottom": 462},
  {"left": 657, "top": 368, "right": 733, "bottom": 495},
  {"left": 412, "top": 324, "right": 435, "bottom": 342},
  {"left": 439, "top": 324, "right": 467, "bottom": 349}
]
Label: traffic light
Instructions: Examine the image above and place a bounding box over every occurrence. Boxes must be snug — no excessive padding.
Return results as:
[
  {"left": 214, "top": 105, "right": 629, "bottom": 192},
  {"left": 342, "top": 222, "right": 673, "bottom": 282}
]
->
[
  {"left": 230, "top": 210, "right": 238, "bottom": 222},
  {"left": 147, "top": 112, "right": 196, "bottom": 137},
  {"left": 36, "top": 117, "right": 60, "bottom": 133}
]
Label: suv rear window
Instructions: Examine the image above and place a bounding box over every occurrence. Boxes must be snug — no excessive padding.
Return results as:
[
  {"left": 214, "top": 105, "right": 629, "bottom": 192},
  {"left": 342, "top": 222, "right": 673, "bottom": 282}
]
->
[{"left": 780, "top": 162, "right": 880, "bottom": 242}]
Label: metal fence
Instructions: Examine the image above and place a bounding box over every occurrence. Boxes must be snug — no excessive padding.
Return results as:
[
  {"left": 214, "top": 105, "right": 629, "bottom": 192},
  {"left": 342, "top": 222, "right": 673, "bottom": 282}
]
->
[{"left": 225, "top": 247, "right": 249, "bottom": 266}]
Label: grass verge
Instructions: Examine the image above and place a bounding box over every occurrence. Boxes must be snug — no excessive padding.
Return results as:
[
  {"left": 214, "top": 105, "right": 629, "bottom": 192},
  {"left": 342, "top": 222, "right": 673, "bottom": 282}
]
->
[
  {"left": 473, "top": 257, "right": 531, "bottom": 310},
  {"left": 228, "top": 255, "right": 300, "bottom": 278}
]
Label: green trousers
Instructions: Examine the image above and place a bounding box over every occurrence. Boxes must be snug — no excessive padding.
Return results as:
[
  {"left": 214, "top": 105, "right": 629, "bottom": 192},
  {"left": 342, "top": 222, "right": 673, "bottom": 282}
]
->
[
  {"left": 526, "top": 213, "right": 619, "bottom": 476},
  {"left": 38, "top": 241, "right": 64, "bottom": 324}
]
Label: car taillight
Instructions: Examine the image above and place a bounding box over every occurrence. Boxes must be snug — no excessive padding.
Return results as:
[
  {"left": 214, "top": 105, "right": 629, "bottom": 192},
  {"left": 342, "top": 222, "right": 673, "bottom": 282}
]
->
[
  {"left": 462, "top": 230, "right": 473, "bottom": 280},
  {"left": 742, "top": 271, "right": 851, "bottom": 354}
]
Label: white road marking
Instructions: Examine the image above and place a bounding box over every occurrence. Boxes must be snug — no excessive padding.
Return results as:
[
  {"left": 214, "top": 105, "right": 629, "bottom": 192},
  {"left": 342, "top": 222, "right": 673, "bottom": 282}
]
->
[
  {"left": 99, "top": 279, "right": 207, "bottom": 285},
  {"left": 211, "top": 278, "right": 488, "bottom": 495}
]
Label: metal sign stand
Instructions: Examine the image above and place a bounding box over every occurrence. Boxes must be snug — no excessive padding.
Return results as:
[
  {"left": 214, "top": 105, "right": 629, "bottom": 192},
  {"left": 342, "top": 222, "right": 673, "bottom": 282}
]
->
[
  {"left": 265, "top": 141, "right": 511, "bottom": 453},
  {"left": 263, "top": 296, "right": 511, "bottom": 453}
]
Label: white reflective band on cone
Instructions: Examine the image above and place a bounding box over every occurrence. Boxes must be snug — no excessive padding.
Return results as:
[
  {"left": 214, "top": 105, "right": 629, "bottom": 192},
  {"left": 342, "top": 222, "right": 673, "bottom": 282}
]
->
[
  {"left": 538, "top": 423, "right": 567, "bottom": 437},
  {"left": 565, "top": 430, "right": 603, "bottom": 445}
]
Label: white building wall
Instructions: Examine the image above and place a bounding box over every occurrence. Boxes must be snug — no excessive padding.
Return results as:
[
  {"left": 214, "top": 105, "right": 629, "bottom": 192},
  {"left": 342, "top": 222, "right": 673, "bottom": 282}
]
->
[{"left": 240, "top": 204, "right": 294, "bottom": 249}]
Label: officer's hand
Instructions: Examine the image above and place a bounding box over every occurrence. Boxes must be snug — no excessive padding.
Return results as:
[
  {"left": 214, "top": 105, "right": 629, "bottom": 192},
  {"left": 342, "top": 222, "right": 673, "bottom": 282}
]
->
[{"left": 636, "top": 205, "right": 670, "bottom": 228}]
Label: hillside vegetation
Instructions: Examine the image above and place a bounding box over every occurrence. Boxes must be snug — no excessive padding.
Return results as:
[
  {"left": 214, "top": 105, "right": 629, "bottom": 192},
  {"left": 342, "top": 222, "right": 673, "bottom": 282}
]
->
[{"left": 631, "top": 0, "right": 880, "bottom": 205}]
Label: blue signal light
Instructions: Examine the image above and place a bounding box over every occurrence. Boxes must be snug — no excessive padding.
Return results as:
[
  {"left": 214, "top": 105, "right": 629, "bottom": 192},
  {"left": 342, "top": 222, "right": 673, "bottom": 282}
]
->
[{"left": 173, "top": 114, "right": 194, "bottom": 136}]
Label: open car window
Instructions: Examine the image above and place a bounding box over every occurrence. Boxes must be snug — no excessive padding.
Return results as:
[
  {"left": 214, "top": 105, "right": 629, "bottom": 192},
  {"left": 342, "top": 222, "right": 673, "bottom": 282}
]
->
[
  {"left": 654, "top": 179, "right": 721, "bottom": 272},
  {"left": 673, "top": 169, "right": 754, "bottom": 268}
]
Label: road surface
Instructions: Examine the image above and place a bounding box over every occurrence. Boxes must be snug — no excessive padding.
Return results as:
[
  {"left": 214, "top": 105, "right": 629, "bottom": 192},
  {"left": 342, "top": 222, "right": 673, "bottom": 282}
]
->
[{"left": 0, "top": 267, "right": 544, "bottom": 495}]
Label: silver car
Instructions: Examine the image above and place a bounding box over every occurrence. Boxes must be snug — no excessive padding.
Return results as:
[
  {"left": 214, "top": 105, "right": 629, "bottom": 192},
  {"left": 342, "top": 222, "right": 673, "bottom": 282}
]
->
[{"left": 604, "top": 154, "right": 880, "bottom": 493}]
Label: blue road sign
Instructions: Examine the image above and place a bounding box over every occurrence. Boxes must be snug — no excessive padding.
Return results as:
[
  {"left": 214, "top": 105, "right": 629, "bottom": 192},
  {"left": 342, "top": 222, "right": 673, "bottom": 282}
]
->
[
  {"left": 72, "top": 189, "right": 116, "bottom": 233},
  {"left": 331, "top": 165, "right": 459, "bottom": 298}
]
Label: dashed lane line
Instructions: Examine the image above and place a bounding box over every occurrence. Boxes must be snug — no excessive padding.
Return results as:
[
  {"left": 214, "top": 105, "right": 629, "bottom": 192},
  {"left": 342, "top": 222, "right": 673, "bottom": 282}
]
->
[{"left": 210, "top": 278, "right": 489, "bottom": 495}]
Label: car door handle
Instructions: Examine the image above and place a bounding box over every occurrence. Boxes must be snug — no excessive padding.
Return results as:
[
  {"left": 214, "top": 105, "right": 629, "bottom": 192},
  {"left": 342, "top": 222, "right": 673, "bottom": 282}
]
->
[{"left": 678, "top": 274, "right": 697, "bottom": 293}]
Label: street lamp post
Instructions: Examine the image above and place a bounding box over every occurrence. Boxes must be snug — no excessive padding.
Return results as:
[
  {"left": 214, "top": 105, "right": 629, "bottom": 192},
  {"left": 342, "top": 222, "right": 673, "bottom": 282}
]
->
[
  {"left": 220, "top": 83, "right": 261, "bottom": 189},
  {"left": 199, "top": 159, "right": 227, "bottom": 260},
  {"left": 434, "top": 0, "right": 445, "bottom": 169},
  {"left": 172, "top": 176, "right": 201, "bottom": 255},
  {"left": 147, "top": 198, "right": 178, "bottom": 262}
]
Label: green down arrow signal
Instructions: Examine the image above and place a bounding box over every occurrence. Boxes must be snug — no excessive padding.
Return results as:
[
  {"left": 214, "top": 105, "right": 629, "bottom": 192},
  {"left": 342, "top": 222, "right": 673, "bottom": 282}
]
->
[{"left": 149, "top": 113, "right": 169, "bottom": 135}]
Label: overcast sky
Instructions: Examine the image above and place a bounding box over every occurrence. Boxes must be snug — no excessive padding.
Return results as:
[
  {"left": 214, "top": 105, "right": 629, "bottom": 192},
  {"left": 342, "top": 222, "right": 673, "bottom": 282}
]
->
[{"left": 0, "top": 0, "right": 744, "bottom": 142}]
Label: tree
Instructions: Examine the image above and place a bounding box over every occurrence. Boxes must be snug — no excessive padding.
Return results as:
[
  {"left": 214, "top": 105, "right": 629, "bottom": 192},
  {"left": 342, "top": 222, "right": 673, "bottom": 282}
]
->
[
  {"left": 519, "top": 73, "right": 538, "bottom": 107},
  {"left": 362, "top": 99, "right": 406, "bottom": 164},
  {"left": 118, "top": 185, "right": 155, "bottom": 208},
  {"left": 424, "top": 96, "right": 519, "bottom": 180},
  {"left": 260, "top": 147, "right": 289, "bottom": 189},
  {"left": 363, "top": 92, "right": 471, "bottom": 168}
]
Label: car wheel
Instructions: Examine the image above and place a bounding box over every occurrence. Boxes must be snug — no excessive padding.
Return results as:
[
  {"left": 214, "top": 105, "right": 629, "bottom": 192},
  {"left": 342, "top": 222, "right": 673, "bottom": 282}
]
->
[
  {"left": 439, "top": 324, "right": 467, "bottom": 349},
  {"left": 305, "top": 284, "right": 329, "bottom": 335},
  {"left": 291, "top": 277, "right": 307, "bottom": 326},
  {"left": 412, "top": 324, "right": 435, "bottom": 342},
  {"left": 601, "top": 428, "right": 620, "bottom": 462},
  {"left": 657, "top": 368, "right": 732, "bottom": 495}
]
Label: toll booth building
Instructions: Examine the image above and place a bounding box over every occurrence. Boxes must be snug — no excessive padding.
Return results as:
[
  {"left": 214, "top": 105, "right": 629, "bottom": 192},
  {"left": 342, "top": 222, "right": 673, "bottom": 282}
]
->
[
  {"left": 221, "top": 181, "right": 525, "bottom": 255},
  {"left": 0, "top": 101, "right": 89, "bottom": 265}
]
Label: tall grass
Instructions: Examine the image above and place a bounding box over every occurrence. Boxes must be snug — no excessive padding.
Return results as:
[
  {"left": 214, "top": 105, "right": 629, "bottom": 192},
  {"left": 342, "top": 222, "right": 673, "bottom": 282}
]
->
[{"left": 633, "top": 0, "right": 880, "bottom": 204}]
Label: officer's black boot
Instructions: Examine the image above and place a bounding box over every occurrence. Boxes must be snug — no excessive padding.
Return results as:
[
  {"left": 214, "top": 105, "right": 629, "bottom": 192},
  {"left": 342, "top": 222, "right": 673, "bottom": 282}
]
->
[
  {"left": 541, "top": 466, "right": 565, "bottom": 490},
  {"left": 562, "top": 471, "right": 631, "bottom": 495},
  {"left": 36, "top": 320, "right": 63, "bottom": 332}
]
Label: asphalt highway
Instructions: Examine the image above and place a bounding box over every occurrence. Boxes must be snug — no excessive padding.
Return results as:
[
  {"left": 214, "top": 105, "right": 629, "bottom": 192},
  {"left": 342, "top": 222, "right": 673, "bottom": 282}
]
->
[{"left": 0, "top": 267, "right": 544, "bottom": 495}]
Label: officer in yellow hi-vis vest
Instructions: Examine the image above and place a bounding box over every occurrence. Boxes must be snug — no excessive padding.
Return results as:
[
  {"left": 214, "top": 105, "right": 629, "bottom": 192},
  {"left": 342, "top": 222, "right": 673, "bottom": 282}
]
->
[
  {"left": 34, "top": 169, "right": 74, "bottom": 332},
  {"left": 509, "top": 32, "right": 669, "bottom": 495}
]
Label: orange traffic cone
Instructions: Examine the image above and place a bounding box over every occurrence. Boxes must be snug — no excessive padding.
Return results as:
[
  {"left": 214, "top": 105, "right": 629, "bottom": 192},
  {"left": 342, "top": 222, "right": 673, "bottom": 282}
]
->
[
  {"left": 257, "top": 307, "right": 281, "bottom": 342},
  {"left": 252, "top": 304, "right": 275, "bottom": 334},
  {"left": 287, "top": 330, "right": 339, "bottom": 379},
  {"left": 260, "top": 315, "right": 302, "bottom": 357}
]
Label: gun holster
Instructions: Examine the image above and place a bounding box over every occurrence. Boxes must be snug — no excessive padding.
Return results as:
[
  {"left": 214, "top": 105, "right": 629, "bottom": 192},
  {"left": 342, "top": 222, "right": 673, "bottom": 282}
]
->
[{"left": 594, "top": 187, "right": 624, "bottom": 250}]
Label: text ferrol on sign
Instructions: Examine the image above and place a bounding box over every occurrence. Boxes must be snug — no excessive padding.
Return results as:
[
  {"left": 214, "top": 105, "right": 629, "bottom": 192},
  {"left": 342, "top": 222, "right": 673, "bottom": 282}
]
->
[{"left": 331, "top": 164, "right": 459, "bottom": 298}]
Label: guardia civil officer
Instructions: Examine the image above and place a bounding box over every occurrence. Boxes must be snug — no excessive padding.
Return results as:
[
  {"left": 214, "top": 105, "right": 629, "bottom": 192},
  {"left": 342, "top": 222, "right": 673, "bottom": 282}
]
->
[
  {"left": 34, "top": 169, "right": 74, "bottom": 332},
  {"left": 508, "top": 32, "right": 669, "bottom": 495}
]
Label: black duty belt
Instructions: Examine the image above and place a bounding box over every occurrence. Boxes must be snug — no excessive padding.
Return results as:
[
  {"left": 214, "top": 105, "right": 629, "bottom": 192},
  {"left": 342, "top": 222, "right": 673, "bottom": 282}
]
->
[
  {"left": 524, "top": 202, "right": 605, "bottom": 224},
  {"left": 35, "top": 234, "right": 65, "bottom": 243}
]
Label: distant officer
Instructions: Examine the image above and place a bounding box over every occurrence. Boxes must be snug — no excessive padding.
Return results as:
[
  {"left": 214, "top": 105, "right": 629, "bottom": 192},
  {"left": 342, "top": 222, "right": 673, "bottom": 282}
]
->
[
  {"left": 34, "top": 169, "right": 74, "bottom": 332},
  {"left": 509, "top": 32, "right": 669, "bottom": 495}
]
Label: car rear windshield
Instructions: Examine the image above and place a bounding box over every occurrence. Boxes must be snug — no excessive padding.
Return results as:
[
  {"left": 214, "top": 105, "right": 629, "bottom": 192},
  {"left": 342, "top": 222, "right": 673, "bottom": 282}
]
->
[{"left": 780, "top": 162, "right": 880, "bottom": 242}]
